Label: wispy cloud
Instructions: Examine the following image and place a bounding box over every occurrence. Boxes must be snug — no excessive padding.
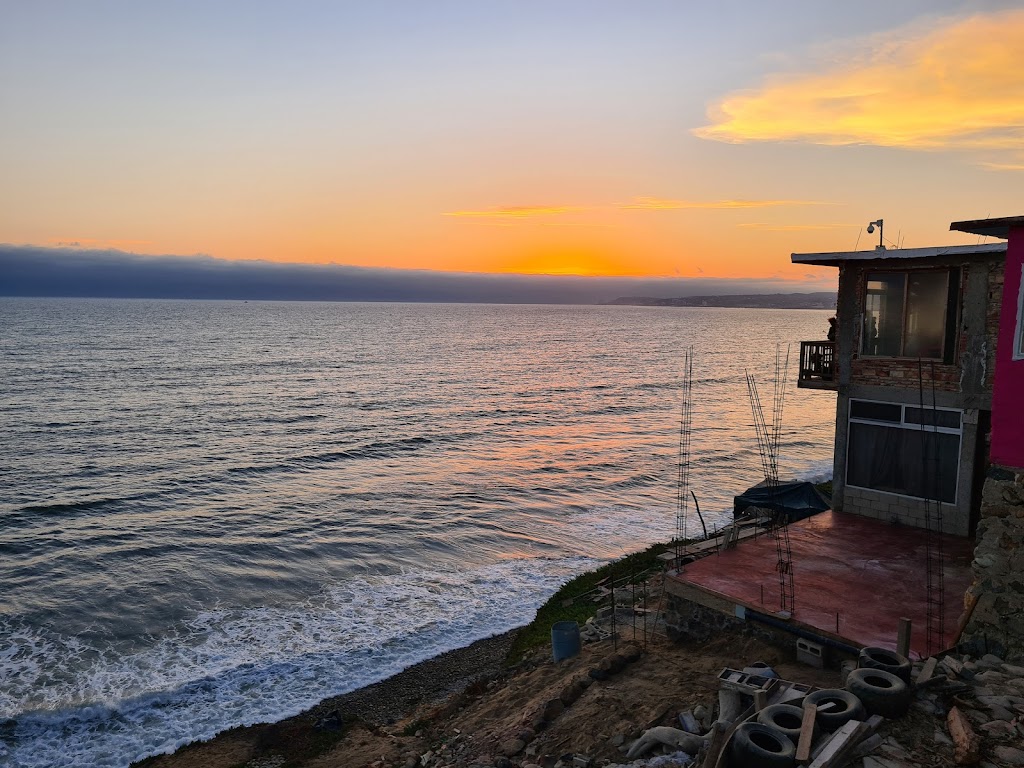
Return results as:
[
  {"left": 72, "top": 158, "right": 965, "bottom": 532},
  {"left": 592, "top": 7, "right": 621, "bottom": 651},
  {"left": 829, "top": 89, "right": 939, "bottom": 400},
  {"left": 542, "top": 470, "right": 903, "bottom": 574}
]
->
[
  {"left": 622, "top": 197, "right": 831, "bottom": 210},
  {"left": 738, "top": 223, "right": 855, "bottom": 232},
  {"left": 444, "top": 206, "right": 584, "bottom": 219},
  {"left": 695, "top": 10, "right": 1024, "bottom": 157},
  {"left": 978, "top": 162, "right": 1024, "bottom": 172},
  {"left": 50, "top": 237, "right": 154, "bottom": 249}
]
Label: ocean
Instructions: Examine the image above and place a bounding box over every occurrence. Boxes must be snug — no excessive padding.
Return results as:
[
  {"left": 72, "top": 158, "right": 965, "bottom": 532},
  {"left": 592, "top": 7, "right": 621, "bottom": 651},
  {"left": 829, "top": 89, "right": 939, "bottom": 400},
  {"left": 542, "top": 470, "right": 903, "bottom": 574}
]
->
[{"left": 0, "top": 298, "right": 836, "bottom": 767}]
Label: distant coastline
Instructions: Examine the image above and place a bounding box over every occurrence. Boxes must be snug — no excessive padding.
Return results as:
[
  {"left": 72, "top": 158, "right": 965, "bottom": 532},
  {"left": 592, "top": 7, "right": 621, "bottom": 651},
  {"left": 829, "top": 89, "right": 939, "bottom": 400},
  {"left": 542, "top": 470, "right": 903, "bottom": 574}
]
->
[{"left": 605, "top": 291, "right": 836, "bottom": 310}]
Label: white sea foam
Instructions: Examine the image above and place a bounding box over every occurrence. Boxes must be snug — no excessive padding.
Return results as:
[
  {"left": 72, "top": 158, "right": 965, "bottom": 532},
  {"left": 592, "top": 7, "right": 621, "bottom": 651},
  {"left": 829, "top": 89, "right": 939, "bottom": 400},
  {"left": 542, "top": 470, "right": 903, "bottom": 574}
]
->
[{"left": 0, "top": 555, "right": 597, "bottom": 768}]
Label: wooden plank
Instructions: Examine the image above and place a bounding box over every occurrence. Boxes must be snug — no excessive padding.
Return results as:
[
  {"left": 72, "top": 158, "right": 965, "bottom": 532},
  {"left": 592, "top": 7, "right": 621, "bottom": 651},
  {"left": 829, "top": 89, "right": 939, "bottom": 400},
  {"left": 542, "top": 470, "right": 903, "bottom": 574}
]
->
[
  {"left": 700, "top": 721, "right": 729, "bottom": 768},
  {"left": 753, "top": 689, "right": 768, "bottom": 712},
  {"left": 808, "top": 719, "right": 864, "bottom": 768},
  {"left": 796, "top": 702, "right": 817, "bottom": 763},
  {"left": 942, "top": 655, "right": 965, "bottom": 675},
  {"left": 897, "top": 617, "right": 912, "bottom": 659},
  {"left": 917, "top": 656, "right": 939, "bottom": 685}
]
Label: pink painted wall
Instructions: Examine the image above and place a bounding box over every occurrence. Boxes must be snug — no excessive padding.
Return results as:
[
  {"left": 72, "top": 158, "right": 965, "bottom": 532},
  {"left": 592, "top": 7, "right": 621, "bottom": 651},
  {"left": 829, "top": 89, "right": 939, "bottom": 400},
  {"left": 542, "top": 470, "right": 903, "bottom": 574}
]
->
[{"left": 991, "top": 226, "right": 1024, "bottom": 470}]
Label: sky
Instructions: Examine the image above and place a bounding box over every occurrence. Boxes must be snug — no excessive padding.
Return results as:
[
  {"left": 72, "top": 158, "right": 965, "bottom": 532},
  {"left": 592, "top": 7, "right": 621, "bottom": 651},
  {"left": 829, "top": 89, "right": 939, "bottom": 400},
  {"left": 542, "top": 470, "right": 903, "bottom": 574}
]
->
[{"left": 2, "top": 1, "right": 1023, "bottom": 296}]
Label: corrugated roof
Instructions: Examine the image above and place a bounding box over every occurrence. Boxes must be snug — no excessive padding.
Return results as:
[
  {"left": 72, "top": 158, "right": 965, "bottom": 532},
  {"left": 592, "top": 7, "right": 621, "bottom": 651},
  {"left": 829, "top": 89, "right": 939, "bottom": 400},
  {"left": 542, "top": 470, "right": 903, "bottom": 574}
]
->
[{"left": 791, "top": 242, "right": 1007, "bottom": 266}]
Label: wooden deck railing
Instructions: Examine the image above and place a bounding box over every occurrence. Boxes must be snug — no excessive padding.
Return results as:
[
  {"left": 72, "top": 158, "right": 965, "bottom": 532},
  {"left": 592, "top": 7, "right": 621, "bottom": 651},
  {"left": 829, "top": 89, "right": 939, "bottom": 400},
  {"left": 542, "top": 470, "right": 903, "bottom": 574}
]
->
[{"left": 798, "top": 341, "right": 837, "bottom": 389}]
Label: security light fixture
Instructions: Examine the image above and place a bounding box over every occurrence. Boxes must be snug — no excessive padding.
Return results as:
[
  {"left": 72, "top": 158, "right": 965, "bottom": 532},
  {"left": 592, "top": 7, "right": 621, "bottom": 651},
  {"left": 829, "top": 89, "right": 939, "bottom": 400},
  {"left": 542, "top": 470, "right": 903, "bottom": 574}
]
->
[{"left": 867, "top": 219, "right": 884, "bottom": 249}]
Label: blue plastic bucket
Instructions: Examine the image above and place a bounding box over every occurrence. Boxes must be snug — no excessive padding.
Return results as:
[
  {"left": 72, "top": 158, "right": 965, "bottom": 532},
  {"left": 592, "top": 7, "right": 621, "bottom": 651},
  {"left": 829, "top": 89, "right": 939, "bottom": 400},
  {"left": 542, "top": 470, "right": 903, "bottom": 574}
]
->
[{"left": 551, "top": 620, "right": 581, "bottom": 662}]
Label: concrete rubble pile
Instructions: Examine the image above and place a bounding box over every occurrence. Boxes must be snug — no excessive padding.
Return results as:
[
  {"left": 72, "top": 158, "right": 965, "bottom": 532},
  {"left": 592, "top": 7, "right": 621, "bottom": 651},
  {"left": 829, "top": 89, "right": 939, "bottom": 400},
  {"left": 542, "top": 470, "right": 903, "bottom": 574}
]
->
[{"left": 408, "top": 645, "right": 1024, "bottom": 768}]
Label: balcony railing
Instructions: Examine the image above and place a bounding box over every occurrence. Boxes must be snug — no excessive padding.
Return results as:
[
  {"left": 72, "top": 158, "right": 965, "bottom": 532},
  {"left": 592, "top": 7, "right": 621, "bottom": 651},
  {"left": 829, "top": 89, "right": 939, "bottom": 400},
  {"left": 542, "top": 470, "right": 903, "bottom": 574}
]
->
[{"left": 798, "top": 341, "right": 837, "bottom": 390}]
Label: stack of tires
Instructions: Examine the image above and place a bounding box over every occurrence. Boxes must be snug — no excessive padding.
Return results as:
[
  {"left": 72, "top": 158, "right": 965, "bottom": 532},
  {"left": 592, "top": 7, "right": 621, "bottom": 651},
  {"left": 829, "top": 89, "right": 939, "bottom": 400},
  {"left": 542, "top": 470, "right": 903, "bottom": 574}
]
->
[
  {"left": 846, "top": 646, "right": 913, "bottom": 719},
  {"left": 725, "top": 646, "right": 913, "bottom": 767}
]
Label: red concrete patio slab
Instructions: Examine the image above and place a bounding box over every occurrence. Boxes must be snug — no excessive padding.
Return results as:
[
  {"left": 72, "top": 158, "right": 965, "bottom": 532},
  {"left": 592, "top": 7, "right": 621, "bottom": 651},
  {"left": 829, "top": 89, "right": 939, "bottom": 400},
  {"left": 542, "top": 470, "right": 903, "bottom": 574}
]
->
[{"left": 670, "top": 510, "right": 974, "bottom": 658}]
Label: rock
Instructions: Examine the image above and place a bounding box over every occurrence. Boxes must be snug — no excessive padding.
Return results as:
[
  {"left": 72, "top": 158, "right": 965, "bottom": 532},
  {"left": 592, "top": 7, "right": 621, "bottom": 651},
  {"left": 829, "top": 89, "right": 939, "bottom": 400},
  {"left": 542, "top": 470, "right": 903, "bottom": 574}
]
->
[
  {"left": 980, "top": 719, "right": 1017, "bottom": 738},
  {"left": 1001, "top": 663, "right": 1024, "bottom": 676},
  {"left": 693, "top": 704, "right": 711, "bottom": 729},
  {"left": 993, "top": 746, "right": 1024, "bottom": 766},
  {"left": 314, "top": 709, "right": 344, "bottom": 731},
  {"left": 913, "top": 699, "right": 940, "bottom": 715},
  {"left": 977, "top": 670, "right": 1009, "bottom": 685},
  {"left": 542, "top": 698, "right": 565, "bottom": 721},
  {"left": 934, "top": 729, "right": 953, "bottom": 746},
  {"left": 559, "top": 680, "right": 586, "bottom": 706},
  {"left": 502, "top": 739, "right": 526, "bottom": 756},
  {"left": 588, "top": 667, "right": 608, "bottom": 682},
  {"left": 980, "top": 653, "right": 1005, "bottom": 669},
  {"left": 609, "top": 733, "right": 625, "bottom": 747},
  {"left": 620, "top": 643, "right": 643, "bottom": 663},
  {"left": 404, "top": 758, "right": 418, "bottom": 768},
  {"left": 515, "top": 727, "right": 535, "bottom": 743},
  {"left": 493, "top": 758, "right": 513, "bottom": 768}
]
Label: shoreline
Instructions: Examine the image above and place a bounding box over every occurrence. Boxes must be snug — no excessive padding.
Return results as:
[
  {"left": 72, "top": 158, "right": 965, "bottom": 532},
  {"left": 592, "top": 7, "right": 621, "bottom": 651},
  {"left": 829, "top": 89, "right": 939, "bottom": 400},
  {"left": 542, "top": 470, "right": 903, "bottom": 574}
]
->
[
  {"left": 136, "top": 628, "right": 521, "bottom": 766},
  {"left": 305, "top": 629, "right": 521, "bottom": 726}
]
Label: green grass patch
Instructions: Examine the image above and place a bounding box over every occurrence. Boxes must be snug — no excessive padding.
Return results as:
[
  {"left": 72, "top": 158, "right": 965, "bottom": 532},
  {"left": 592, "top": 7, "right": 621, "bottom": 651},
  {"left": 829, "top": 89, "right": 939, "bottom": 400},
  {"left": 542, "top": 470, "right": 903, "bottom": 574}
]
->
[{"left": 505, "top": 541, "right": 676, "bottom": 663}]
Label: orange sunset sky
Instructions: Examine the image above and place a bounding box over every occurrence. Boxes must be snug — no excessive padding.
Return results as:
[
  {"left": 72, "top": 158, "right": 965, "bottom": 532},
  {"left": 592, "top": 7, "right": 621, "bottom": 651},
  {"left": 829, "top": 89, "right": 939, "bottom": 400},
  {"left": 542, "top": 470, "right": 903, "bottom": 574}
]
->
[{"left": 2, "top": 1, "right": 1023, "bottom": 290}]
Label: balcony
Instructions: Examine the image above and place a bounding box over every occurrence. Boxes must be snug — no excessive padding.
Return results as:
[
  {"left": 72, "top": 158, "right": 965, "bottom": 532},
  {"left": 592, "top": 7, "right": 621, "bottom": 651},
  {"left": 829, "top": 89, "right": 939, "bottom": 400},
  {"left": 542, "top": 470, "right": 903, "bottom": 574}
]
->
[{"left": 798, "top": 341, "right": 837, "bottom": 390}]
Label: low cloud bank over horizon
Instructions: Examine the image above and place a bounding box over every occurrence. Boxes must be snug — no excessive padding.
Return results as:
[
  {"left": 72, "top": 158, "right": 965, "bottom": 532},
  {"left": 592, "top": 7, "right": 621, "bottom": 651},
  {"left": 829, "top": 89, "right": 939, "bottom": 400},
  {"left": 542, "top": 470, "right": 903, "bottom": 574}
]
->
[{"left": 1, "top": 246, "right": 836, "bottom": 304}]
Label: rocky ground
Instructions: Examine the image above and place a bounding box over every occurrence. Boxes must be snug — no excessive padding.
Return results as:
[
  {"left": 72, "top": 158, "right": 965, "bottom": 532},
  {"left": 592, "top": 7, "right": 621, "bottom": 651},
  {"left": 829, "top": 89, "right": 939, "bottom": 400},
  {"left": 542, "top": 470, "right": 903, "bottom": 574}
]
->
[{"left": 135, "top": 586, "right": 1024, "bottom": 768}]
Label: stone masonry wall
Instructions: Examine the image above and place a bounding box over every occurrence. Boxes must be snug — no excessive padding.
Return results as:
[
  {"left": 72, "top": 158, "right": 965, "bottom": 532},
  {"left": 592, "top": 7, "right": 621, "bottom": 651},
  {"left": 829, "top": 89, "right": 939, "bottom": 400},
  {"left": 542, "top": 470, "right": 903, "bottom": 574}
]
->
[{"left": 961, "top": 466, "right": 1024, "bottom": 661}]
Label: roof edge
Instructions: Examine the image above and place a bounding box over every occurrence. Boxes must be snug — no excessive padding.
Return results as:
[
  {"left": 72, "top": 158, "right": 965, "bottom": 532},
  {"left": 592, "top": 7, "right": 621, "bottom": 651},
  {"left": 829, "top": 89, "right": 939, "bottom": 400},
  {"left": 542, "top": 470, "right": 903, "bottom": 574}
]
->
[{"left": 792, "top": 242, "right": 1007, "bottom": 266}]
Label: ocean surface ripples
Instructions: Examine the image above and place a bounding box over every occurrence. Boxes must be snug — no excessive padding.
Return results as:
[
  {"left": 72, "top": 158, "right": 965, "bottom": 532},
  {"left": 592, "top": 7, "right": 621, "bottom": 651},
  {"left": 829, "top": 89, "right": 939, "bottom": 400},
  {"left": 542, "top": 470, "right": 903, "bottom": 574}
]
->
[{"left": 0, "top": 299, "right": 836, "bottom": 767}]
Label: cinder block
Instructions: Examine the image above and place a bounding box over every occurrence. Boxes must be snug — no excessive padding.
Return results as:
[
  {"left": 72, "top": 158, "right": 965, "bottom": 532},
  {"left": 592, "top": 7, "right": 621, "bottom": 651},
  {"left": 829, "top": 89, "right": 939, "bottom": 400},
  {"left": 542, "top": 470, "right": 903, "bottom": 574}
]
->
[{"left": 797, "top": 637, "right": 825, "bottom": 668}]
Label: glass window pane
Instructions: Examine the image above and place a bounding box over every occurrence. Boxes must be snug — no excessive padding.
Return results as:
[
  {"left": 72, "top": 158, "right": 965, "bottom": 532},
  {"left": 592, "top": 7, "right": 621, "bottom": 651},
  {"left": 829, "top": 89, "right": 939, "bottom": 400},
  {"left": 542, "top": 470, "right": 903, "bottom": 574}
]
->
[
  {"left": 903, "top": 272, "right": 948, "bottom": 359},
  {"left": 847, "top": 422, "right": 959, "bottom": 503},
  {"left": 905, "top": 407, "right": 961, "bottom": 429},
  {"left": 850, "top": 400, "right": 902, "bottom": 422},
  {"left": 863, "top": 273, "right": 905, "bottom": 356}
]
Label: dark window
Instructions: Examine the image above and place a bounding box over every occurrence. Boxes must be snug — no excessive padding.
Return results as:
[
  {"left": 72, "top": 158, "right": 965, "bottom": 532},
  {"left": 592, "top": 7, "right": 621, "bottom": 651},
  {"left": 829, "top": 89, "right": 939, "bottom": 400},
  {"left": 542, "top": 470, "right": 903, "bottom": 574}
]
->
[
  {"left": 862, "top": 269, "right": 956, "bottom": 359},
  {"left": 846, "top": 399, "right": 961, "bottom": 504},
  {"left": 850, "top": 400, "right": 902, "bottom": 423},
  {"left": 847, "top": 423, "right": 959, "bottom": 503}
]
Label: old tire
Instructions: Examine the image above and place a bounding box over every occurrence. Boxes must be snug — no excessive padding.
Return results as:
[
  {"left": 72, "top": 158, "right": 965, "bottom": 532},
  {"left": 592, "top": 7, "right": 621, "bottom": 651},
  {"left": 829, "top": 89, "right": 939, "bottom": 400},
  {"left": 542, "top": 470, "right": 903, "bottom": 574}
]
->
[
  {"left": 757, "top": 703, "right": 814, "bottom": 744},
  {"left": 858, "top": 646, "right": 912, "bottom": 684},
  {"left": 846, "top": 668, "right": 911, "bottom": 719},
  {"left": 728, "top": 722, "right": 796, "bottom": 768},
  {"left": 803, "top": 689, "right": 866, "bottom": 731}
]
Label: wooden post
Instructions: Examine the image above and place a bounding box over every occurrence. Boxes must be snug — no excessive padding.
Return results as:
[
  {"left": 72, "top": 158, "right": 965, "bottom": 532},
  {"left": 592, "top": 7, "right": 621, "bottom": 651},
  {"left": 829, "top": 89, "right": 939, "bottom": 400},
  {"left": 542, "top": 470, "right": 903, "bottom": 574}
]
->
[{"left": 897, "top": 617, "right": 912, "bottom": 659}]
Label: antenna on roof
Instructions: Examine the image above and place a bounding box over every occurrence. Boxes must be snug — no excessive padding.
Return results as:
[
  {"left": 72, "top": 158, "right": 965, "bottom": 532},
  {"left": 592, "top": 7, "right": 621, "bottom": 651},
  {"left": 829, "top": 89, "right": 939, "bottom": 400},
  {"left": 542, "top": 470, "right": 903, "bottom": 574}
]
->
[{"left": 866, "top": 219, "right": 884, "bottom": 250}]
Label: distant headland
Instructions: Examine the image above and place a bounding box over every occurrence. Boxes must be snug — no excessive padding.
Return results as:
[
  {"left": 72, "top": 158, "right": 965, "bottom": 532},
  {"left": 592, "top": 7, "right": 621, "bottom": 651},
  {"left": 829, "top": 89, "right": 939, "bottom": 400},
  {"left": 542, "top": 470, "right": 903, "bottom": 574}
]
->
[{"left": 606, "top": 291, "right": 837, "bottom": 310}]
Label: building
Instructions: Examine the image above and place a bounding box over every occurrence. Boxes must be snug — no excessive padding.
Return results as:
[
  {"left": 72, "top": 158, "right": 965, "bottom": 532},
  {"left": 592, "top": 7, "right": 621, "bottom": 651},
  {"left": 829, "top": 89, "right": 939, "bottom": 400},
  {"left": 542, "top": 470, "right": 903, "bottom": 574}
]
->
[
  {"left": 794, "top": 215, "right": 1024, "bottom": 657},
  {"left": 792, "top": 239, "right": 1007, "bottom": 538},
  {"left": 947, "top": 216, "right": 1024, "bottom": 658}
]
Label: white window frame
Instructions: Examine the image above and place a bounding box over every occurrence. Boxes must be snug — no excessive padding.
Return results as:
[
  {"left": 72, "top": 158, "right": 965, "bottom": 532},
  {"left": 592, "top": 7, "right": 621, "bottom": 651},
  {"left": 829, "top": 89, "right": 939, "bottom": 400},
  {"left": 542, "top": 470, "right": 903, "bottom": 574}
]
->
[
  {"left": 1014, "top": 263, "right": 1024, "bottom": 361},
  {"left": 845, "top": 397, "right": 962, "bottom": 504}
]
